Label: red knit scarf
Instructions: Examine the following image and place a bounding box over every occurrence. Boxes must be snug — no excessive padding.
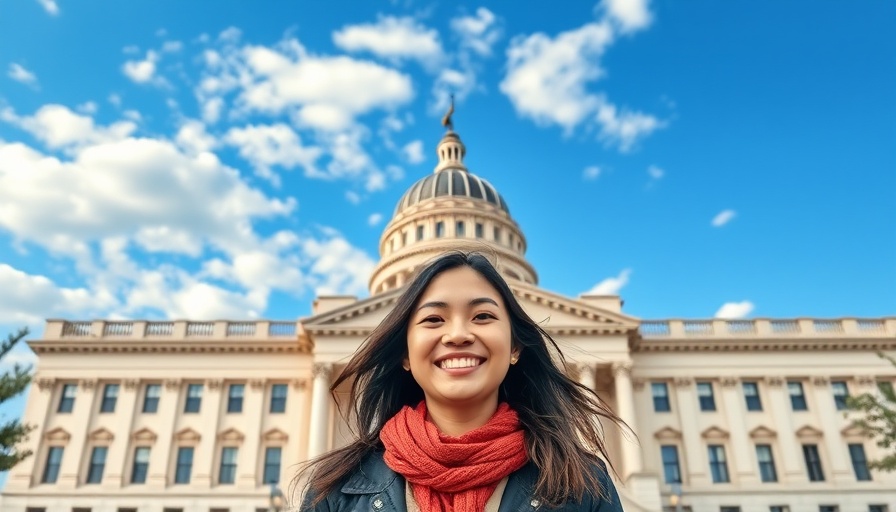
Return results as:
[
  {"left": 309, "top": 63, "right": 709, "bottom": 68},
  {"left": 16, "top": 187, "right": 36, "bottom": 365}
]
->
[{"left": 380, "top": 401, "right": 528, "bottom": 512}]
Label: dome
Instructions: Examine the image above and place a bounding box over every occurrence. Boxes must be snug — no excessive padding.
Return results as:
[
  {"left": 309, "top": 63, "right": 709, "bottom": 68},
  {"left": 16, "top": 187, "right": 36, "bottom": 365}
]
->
[{"left": 394, "top": 168, "right": 509, "bottom": 216}]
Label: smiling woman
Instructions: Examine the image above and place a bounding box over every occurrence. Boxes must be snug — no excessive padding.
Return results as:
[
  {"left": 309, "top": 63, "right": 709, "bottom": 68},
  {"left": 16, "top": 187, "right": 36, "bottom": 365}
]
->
[{"left": 298, "top": 251, "right": 626, "bottom": 512}]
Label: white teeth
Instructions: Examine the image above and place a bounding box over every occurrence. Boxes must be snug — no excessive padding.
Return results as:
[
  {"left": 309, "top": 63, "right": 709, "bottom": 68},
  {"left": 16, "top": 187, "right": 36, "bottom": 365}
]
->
[{"left": 439, "top": 357, "right": 481, "bottom": 369}]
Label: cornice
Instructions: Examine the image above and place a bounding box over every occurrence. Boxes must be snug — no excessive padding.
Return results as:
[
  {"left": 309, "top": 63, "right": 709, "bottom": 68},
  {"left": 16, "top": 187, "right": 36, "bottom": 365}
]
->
[
  {"left": 29, "top": 339, "right": 308, "bottom": 355},
  {"left": 633, "top": 337, "right": 896, "bottom": 353}
]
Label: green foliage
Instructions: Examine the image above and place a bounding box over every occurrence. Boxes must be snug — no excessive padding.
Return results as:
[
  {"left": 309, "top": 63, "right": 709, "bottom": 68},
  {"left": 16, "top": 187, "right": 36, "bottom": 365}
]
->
[
  {"left": 846, "top": 351, "right": 896, "bottom": 472},
  {"left": 0, "top": 327, "right": 35, "bottom": 471}
]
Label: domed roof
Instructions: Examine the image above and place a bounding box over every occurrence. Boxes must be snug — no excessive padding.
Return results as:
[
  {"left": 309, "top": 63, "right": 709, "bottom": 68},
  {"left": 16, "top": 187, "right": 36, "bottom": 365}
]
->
[{"left": 394, "top": 168, "right": 509, "bottom": 216}]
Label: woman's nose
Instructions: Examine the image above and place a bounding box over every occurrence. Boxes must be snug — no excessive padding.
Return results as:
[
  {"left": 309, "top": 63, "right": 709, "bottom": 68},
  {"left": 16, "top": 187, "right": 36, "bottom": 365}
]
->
[{"left": 441, "top": 326, "right": 474, "bottom": 345}]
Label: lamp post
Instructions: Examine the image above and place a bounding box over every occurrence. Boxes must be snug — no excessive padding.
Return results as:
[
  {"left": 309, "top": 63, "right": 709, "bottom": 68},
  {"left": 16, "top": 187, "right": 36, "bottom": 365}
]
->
[
  {"left": 269, "top": 483, "right": 285, "bottom": 512},
  {"left": 669, "top": 483, "right": 683, "bottom": 512}
]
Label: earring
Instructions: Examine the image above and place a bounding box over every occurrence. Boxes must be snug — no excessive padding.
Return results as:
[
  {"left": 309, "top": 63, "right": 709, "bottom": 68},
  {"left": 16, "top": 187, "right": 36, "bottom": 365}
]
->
[{"left": 510, "top": 356, "right": 519, "bottom": 365}]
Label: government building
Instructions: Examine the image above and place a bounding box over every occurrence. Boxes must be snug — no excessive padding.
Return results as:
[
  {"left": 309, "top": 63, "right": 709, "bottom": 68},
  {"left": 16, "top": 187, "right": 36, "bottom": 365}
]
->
[{"left": 2, "top": 125, "right": 894, "bottom": 512}]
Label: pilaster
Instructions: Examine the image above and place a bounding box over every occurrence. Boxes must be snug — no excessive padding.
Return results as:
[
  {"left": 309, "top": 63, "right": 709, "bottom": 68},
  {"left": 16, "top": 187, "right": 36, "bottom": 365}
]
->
[
  {"left": 57, "top": 379, "right": 98, "bottom": 488},
  {"left": 307, "top": 363, "right": 333, "bottom": 459}
]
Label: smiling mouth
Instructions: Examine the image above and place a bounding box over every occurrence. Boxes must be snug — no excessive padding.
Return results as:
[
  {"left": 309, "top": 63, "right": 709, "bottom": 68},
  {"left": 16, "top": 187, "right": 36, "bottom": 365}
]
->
[{"left": 437, "top": 357, "right": 484, "bottom": 369}]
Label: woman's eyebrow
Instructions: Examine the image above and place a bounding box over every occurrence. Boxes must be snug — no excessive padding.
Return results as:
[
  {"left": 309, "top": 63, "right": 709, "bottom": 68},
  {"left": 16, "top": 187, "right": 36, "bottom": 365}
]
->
[{"left": 416, "top": 297, "right": 499, "bottom": 313}]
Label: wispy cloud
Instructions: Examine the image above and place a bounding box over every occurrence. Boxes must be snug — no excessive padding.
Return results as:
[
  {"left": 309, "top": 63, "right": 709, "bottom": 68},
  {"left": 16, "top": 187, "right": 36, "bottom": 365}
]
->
[
  {"left": 35, "top": 0, "right": 58, "bottom": 15},
  {"left": 583, "top": 165, "right": 602, "bottom": 180},
  {"left": 715, "top": 300, "right": 754, "bottom": 319},
  {"left": 402, "top": 140, "right": 425, "bottom": 164},
  {"left": 586, "top": 268, "right": 632, "bottom": 295},
  {"left": 451, "top": 7, "right": 502, "bottom": 57},
  {"left": 368, "top": 213, "right": 383, "bottom": 226},
  {"left": 8, "top": 63, "right": 38, "bottom": 87},
  {"left": 600, "top": 0, "right": 652, "bottom": 33},
  {"left": 712, "top": 209, "right": 736, "bottom": 227},
  {"left": 333, "top": 16, "right": 443, "bottom": 67},
  {"left": 648, "top": 165, "right": 664, "bottom": 180}
]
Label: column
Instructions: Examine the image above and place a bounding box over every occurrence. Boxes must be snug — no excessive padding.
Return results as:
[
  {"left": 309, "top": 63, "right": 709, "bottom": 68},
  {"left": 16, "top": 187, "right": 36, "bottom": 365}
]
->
[
  {"left": 147, "top": 379, "right": 181, "bottom": 489},
  {"left": 766, "top": 376, "right": 803, "bottom": 480},
  {"left": 193, "top": 379, "right": 224, "bottom": 487},
  {"left": 7, "top": 378, "right": 55, "bottom": 490},
  {"left": 237, "top": 379, "right": 265, "bottom": 488},
  {"left": 719, "top": 377, "right": 755, "bottom": 483},
  {"left": 307, "top": 363, "right": 333, "bottom": 459},
  {"left": 578, "top": 363, "right": 596, "bottom": 392},
  {"left": 673, "top": 377, "right": 707, "bottom": 485},
  {"left": 811, "top": 376, "right": 852, "bottom": 481},
  {"left": 103, "top": 379, "right": 140, "bottom": 488},
  {"left": 612, "top": 363, "right": 642, "bottom": 477},
  {"left": 58, "top": 379, "right": 98, "bottom": 488}
]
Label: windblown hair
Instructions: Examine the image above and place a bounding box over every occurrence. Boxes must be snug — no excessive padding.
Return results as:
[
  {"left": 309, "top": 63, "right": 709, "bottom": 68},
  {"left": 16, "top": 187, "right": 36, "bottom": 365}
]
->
[{"left": 296, "top": 251, "right": 629, "bottom": 507}]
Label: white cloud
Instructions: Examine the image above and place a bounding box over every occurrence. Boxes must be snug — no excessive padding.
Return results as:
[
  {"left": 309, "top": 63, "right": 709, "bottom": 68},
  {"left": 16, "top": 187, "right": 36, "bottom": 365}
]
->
[
  {"left": 162, "top": 40, "right": 183, "bottom": 53},
  {"left": 402, "top": 140, "right": 425, "bottom": 164},
  {"left": 712, "top": 209, "right": 736, "bottom": 227},
  {"left": 368, "top": 213, "right": 383, "bottom": 226},
  {"left": 587, "top": 268, "right": 632, "bottom": 295},
  {"left": 594, "top": 98, "right": 663, "bottom": 151},
  {"left": 600, "top": 0, "right": 652, "bottom": 33},
  {"left": 648, "top": 165, "right": 664, "bottom": 180},
  {"left": 715, "top": 301, "right": 754, "bottom": 319},
  {"left": 77, "top": 101, "right": 98, "bottom": 115},
  {"left": 35, "top": 0, "right": 58, "bottom": 15},
  {"left": 175, "top": 119, "right": 217, "bottom": 155},
  {"left": 501, "top": 22, "right": 614, "bottom": 130},
  {"left": 333, "top": 16, "right": 443, "bottom": 66},
  {"left": 451, "top": 8, "right": 502, "bottom": 56},
  {"left": 134, "top": 226, "right": 203, "bottom": 257},
  {"left": 302, "top": 236, "right": 377, "bottom": 296},
  {"left": 431, "top": 67, "right": 478, "bottom": 115},
  {"left": 583, "top": 166, "right": 602, "bottom": 180},
  {"left": 0, "top": 264, "right": 95, "bottom": 325},
  {"left": 108, "top": 94, "right": 122, "bottom": 107},
  {"left": 122, "top": 50, "right": 161, "bottom": 84},
  {"left": 345, "top": 191, "right": 362, "bottom": 204},
  {"left": 1, "top": 104, "right": 137, "bottom": 149},
  {"left": 224, "top": 123, "right": 322, "bottom": 185},
  {"left": 202, "top": 97, "right": 224, "bottom": 124},
  {"left": 8, "top": 63, "right": 38, "bottom": 86}
]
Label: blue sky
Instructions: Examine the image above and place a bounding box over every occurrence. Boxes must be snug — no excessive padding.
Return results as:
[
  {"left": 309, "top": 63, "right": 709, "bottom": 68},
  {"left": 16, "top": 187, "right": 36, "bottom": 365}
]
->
[{"left": 0, "top": 0, "right": 894, "bottom": 419}]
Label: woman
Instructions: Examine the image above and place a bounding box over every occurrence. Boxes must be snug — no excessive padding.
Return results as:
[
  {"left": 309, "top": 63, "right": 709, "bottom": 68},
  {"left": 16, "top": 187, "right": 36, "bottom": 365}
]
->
[{"left": 298, "top": 251, "right": 627, "bottom": 511}]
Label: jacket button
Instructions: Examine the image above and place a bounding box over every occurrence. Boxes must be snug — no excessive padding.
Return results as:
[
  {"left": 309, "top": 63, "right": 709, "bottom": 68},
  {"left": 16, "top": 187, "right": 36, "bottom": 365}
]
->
[
  {"left": 373, "top": 498, "right": 384, "bottom": 510},
  {"left": 530, "top": 499, "right": 540, "bottom": 508}
]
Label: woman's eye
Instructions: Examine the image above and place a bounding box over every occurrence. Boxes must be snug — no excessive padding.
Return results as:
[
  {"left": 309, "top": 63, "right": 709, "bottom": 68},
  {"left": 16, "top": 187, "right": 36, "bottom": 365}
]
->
[
  {"left": 474, "top": 312, "right": 495, "bottom": 321},
  {"left": 421, "top": 316, "right": 443, "bottom": 323}
]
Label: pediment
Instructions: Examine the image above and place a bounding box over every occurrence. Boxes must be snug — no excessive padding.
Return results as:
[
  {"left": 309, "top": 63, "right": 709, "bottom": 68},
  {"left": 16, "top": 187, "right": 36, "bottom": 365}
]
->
[
  {"left": 217, "top": 428, "right": 245, "bottom": 443},
  {"left": 302, "top": 283, "right": 638, "bottom": 334},
  {"left": 263, "top": 428, "right": 289, "bottom": 443},
  {"left": 131, "top": 428, "right": 157, "bottom": 443},
  {"left": 749, "top": 426, "right": 777, "bottom": 439},
  {"left": 44, "top": 427, "right": 71, "bottom": 443},
  {"left": 840, "top": 424, "right": 868, "bottom": 439},
  {"left": 88, "top": 428, "right": 114, "bottom": 442},
  {"left": 174, "top": 428, "right": 201, "bottom": 443},
  {"left": 795, "top": 425, "right": 824, "bottom": 439},
  {"left": 701, "top": 426, "right": 730, "bottom": 440},
  {"left": 654, "top": 427, "right": 682, "bottom": 441}
]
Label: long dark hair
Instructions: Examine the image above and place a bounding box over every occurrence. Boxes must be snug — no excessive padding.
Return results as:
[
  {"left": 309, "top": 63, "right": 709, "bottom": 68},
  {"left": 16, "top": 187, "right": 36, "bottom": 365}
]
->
[{"left": 296, "top": 251, "right": 628, "bottom": 506}]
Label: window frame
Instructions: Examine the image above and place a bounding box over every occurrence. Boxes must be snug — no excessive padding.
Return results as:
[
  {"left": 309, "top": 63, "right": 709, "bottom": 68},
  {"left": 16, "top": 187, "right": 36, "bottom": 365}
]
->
[
  {"left": 227, "top": 383, "right": 244, "bottom": 414},
  {"left": 142, "top": 383, "right": 161, "bottom": 413},
  {"left": 652, "top": 382, "right": 671, "bottom": 412},
  {"left": 174, "top": 446, "right": 194, "bottom": 484},
  {"left": 263, "top": 446, "right": 282, "bottom": 485},
  {"left": 802, "top": 443, "right": 825, "bottom": 482},
  {"left": 184, "top": 383, "right": 203, "bottom": 413},
  {"left": 131, "top": 446, "right": 150, "bottom": 484},
  {"left": 847, "top": 443, "right": 872, "bottom": 481},
  {"left": 270, "top": 384, "right": 288, "bottom": 413},
  {"left": 99, "top": 383, "right": 119, "bottom": 413},
  {"left": 755, "top": 444, "right": 778, "bottom": 483},
  {"left": 41, "top": 446, "right": 64, "bottom": 484},
  {"left": 707, "top": 444, "right": 730, "bottom": 483},
  {"left": 788, "top": 381, "right": 808, "bottom": 411},
  {"left": 58, "top": 383, "right": 77, "bottom": 413},
  {"left": 660, "top": 445, "right": 681, "bottom": 484},
  {"left": 831, "top": 381, "right": 849, "bottom": 411},
  {"left": 218, "top": 446, "right": 238, "bottom": 485},
  {"left": 742, "top": 381, "right": 762, "bottom": 411},
  {"left": 697, "top": 381, "right": 716, "bottom": 411},
  {"left": 86, "top": 446, "right": 108, "bottom": 484}
]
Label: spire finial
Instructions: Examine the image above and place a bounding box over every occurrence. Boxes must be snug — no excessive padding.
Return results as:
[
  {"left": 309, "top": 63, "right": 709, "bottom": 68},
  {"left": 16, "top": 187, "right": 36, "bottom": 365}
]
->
[{"left": 441, "top": 94, "right": 455, "bottom": 132}]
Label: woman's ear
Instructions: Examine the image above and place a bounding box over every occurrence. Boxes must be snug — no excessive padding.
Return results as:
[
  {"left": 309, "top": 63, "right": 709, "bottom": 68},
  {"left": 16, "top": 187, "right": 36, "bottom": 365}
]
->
[
  {"left": 401, "top": 356, "right": 410, "bottom": 371},
  {"left": 510, "top": 346, "right": 522, "bottom": 365}
]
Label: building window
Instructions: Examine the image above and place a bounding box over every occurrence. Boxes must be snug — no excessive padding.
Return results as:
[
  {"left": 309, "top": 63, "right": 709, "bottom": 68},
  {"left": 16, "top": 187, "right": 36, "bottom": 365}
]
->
[
  {"left": 879, "top": 380, "right": 895, "bottom": 396},
  {"left": 401, "top": 232, "right": 407, "bottom": 246},
  {"left": 660, "top": 445, "right": 681, "bottom": 484},
  {"left": 435, "top": 221, "right": 445, "bottom": 238},
  {"left": 184, "top": 383, "right": 202, "bottom": 413},
  {"left": 174, "top": 447, "right": 193, "bottom": 484},
  {"left": 819, "top": 507, "right": 839, "bottom": 512},
  {"left": 219, "top": 447, "right": 238, "bottom": 484},
  {"left": 743, "top": 381, "right": 762, "bottom": 411},
  {"left": 756, "top": 444, "right": 778, "bottom": 482},
  {"left": 142, "top": 383, "right": 161, "bottom": 413},
  {"left": 263, "top": 446, "right": 282, "bottom": 484},
  {"left": 456, "top": 221, "right": 465, "bottom": 237},
  {"left": 131, "top": 446, "right": 150, "bottom": 484},
  {"left": 162, "top": 509, "right": 184, "bottom": 512},
  {"left": 72, "top": 508, "right": 91, "bottom": 512},
  {"left": 86, "top": 446, "right": 107, "bottom": 484},
  {"left": 270, "top": 384, "right": 288, "bottom": 413},
  {"left": 475, "top": 223, "right": 483, "bottom": 238},
  {"left": 708, "top": 445, "right": 730, "bottom": 483},
  {"left": 494, "top": 227, "right": 501, "bottom": 243},
  {"left": 848, "top": 443, "right": 871, "bottom": 481},
  {"left": 802, "top": 444, "right": 825, "bottom": 482},
  {"left": 100, "top": 383, "right": 119, "bottom": 413},
  {"left": 831, "top": 381, "right": 849, "bottom": 411},
  {"left": 42, "top": 446, "right": 64, "bottom": 483},
  {"left": 788, "top": 381, "right": 808, "bottom": 411},
  {"left": 869, "top": 505, "right": 888, "bottom": 512},
  {"left": 416, "top": 225, "right": 424, "bottom": 241},
  {"left": 652, "top": 382, "right": 671, "bottom": 412},
  {"left": 58, "top": 383, "right": 77, "bottom": 413},
  {"left": 697, "top": 381, "right": 716, "bottom": 411},
  {"left": 227, "top": 384, "right": 244, "bottom": 413},
  {"left": 769, "top": 507, "right": 790, "bottom": 512},
  {"left": 720, "top": 508, "right": 741, "bottom": 512}
]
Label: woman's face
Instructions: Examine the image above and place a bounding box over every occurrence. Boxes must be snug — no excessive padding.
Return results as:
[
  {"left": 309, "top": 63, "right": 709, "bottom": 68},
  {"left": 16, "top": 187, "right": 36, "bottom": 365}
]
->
[{"left": 404, "top": 266, "right": 517, "bottom": 415}]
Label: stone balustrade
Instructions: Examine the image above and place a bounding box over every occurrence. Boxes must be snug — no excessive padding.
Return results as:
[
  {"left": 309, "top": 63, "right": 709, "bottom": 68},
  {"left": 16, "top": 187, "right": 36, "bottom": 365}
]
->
[
  {"left": 639, "top": 318, "right": 896, "bottom": 339},
  {"left": 45, "top": 319, "right": 300, "bottom": 341}
]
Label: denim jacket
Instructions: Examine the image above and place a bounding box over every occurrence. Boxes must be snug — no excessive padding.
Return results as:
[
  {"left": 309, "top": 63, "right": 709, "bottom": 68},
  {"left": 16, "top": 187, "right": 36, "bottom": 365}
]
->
[{"left": 300, "top": 451, "right": 624, "bottom": 512}]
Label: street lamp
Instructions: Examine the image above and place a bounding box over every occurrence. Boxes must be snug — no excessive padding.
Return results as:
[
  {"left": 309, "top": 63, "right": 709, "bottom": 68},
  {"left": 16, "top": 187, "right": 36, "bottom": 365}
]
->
[
  {"left": 669, "top": 483, "right": 683, "bottom": 512},
  {"left": 269, "top": 483, "right": 285, "bottom": 512}
]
